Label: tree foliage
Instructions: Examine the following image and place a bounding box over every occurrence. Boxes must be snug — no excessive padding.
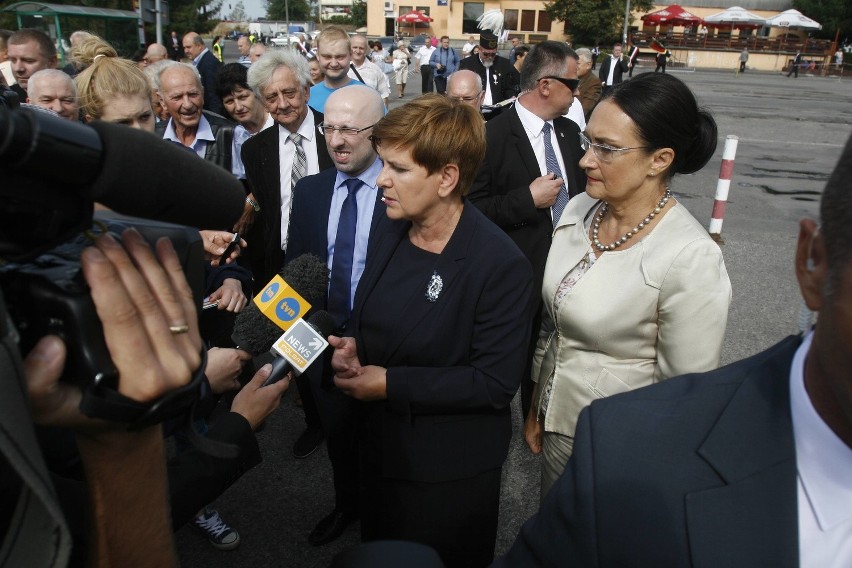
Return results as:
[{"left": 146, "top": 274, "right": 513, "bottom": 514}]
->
[
  {"left": 351, "top": 0, "right": 366, "bottom": 28},
  {"left": 793, "top": 0, "right": 851, "bottom": 40},
  {"left": 545, "top": 0, "right": 654, "bottom": 46},
  {"left": 266, "top": 0, "right": 311, "bottom": 21}
]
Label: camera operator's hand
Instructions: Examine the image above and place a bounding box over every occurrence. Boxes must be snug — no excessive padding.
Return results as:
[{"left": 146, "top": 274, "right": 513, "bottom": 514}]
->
[
  {"left": 199, "top": 230, "right": 246, "bottom": 266},
  {"left": 22, "top": 228, "right": 196, "bottom": 567},
  {"left": 25, "top": 229, "right": 201, "bottom": 428}
]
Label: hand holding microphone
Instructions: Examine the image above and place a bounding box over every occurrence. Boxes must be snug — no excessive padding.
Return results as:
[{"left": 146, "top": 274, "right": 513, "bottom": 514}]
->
[{"left": 232, "top": 254, "right": 335, "bottom": 387}]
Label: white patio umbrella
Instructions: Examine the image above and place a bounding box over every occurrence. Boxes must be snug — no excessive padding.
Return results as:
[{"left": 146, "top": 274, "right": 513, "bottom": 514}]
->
[
  {"left": 704, "top": 6, "right": 767, "bottom": 28},
  {"left": 765, "top": 9, "right": 821, "bottom": 30}
]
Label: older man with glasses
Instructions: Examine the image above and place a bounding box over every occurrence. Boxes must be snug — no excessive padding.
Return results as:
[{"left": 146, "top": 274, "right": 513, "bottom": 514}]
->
[
  {"left": 446, "top": 69, "right": 484, "bottom": 112},
  {"left": 458, "top": 30, "right": 519, "bottom": 121},
  {"left": 469, "top": 40, "right": 586, "bottom": 420}
]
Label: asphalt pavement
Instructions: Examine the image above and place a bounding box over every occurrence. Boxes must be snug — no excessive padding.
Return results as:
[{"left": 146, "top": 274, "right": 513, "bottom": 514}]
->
[{"left": 175, "top": 43, "right": 852, "bottom": 567}]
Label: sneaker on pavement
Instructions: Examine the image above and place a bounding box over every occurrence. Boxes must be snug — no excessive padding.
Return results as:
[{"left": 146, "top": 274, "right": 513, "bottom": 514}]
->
[{"left": 194, "top": 508, "right": 240, "bottom": 551}]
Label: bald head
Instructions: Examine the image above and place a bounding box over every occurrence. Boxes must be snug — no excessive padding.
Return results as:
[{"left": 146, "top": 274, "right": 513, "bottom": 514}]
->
[
  {"left": 182, "top": 32, "right": 205, "bottom": 60},
  {"left": 145, "top": 43, "right": 168, "bottom": 66},
  {"left": 446, "top": 70, "right": 484, "bottom": 109},
  {"left": 323, "top": 85, "right": 384, "bottom": 175},
  {"left": 27, "top": 69, "right": 78, "bottom": 120}
]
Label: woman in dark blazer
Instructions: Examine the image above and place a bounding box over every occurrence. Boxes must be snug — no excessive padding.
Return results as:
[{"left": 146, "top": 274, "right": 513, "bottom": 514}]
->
[{"left": 329, "top": 94, "right": 534, "bottom": 567}]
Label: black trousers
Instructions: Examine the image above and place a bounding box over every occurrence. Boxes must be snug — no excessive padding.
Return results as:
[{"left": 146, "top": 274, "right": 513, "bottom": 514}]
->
[
  {"left": 434, "top": 74, "right": 448, "bottom": 94},
  {"left": 420, "top": 64, "right": 434, "bottom": 93},
  {"left": 361, "top": 468, "right": 502, "bottom": 568}
]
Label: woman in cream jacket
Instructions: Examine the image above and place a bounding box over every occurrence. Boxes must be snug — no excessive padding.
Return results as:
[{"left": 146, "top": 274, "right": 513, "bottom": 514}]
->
[{"left": 525, "top": 74, "right": 732, "bottom": 500}]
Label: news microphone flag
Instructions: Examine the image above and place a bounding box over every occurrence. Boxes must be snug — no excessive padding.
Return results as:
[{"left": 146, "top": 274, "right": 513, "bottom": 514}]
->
[{"left": 253, "top": 275, "right": 312, "bottom": 331}]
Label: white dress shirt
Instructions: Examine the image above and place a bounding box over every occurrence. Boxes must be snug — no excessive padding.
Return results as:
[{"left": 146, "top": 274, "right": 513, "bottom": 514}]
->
[
  {"left": 790, "top": 331, "right": 852, "bottom": 568},
  {"left": 515, "top": 97, "right": 569, "bottom": 223},
  {"left": 278, "top": 112, "right": 320, "bottom": 249}
]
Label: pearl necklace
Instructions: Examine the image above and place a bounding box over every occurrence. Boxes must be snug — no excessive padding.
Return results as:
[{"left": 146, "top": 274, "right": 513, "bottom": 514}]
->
[{"left": 592, "top": 189, "right": 672, "bottom": 252}]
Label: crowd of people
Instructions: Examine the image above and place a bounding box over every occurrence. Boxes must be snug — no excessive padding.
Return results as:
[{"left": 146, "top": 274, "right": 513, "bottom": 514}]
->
[{"left": 1, "top": 23, "right": 850, "bottom": 568}]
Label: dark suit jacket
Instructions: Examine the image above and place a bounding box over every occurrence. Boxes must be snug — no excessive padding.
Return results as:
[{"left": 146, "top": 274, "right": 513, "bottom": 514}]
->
[
  {"left": 349, "top": 203, "right": 534, "bottom": 483},
  {"left": 458, "top": 54, "right": 519, "bottom": 104},
  {"left": 598, "top": 55, "right": 629, "bottom": 86},
  {"left": 196, "top": 49, "right": 224, "bottom": 115},
  {"left": 241, "top": 108, "right": 334, "bottom": 285},
  {"left": 469, "top": 106, "right": 586, "bottom": 303},
  {"left": 496, "top": 336, "right": 801, "bottom": 567},
  {"left": 284, "top": 166, "right": 386, "bottom": 270}
]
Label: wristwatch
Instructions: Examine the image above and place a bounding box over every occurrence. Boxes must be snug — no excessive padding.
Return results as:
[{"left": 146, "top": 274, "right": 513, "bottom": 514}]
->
[{"left": 245, "top": 196, "right": 260, "bottom": 212}]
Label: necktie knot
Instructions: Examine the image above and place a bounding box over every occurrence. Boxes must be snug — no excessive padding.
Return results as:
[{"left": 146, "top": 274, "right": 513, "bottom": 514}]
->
[
  {"left": 288, "top": 132, "right": 303, "bottom": 145},
  {"left": 344, "top": 178, "right": 362, "bottom": 196},
  {"left": 542, "top": 122, "right": 552, "bottom": 136}
]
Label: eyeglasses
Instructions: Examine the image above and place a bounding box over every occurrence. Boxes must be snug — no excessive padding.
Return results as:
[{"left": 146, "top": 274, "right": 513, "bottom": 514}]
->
[
  {"left": 318, "top": 123, "right": 376, "bottom": 137},
  {"left": 538, "top": 76, "right": 580, "bottom": 92},
  {"left": 446, "top": 94, "right": 481, "bottom": 102},
  {"left": 578, "top": 132, "right": 651, "bottom": 162}
]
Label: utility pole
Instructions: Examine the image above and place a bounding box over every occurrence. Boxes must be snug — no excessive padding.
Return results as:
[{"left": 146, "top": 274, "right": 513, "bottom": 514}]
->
[{"left": 622, "top": 0, "right": 631, "bottom": 45}]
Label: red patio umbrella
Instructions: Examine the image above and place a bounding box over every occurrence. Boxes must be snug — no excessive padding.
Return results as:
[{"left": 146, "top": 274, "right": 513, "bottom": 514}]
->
[
  {"left": 396, "top": 10, "right": 432, "bottom": 24},
  {"left": 641, "top": 4, "right": 704, "bottom": 27}
]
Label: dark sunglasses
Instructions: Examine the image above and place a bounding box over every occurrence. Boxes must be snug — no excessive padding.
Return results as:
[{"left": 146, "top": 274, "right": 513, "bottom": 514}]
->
[{"left": 537, "top": 76, "right": 580, "bottom": 91}]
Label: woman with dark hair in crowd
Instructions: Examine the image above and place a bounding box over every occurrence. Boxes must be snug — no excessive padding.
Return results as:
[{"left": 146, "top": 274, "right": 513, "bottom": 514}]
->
[
  {"left": 329, "top": 94, "right": 534, "bottom": 567},
  {"left": 525, "top": 73, "right": 732, "bottom": 501}
]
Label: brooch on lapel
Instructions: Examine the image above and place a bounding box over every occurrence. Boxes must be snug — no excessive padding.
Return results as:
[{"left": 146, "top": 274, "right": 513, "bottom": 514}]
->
[
  {"left": 492, "top": 73, "right": 500, "bottom": 85},
  {"left": 425, "top": 271, "right": 443, "bottom": 303}
]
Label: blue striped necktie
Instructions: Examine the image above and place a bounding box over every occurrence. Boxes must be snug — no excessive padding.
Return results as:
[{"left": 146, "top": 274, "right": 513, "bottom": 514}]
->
[{"left": 543, "top": 122, "right": 569, "bottom": 227}]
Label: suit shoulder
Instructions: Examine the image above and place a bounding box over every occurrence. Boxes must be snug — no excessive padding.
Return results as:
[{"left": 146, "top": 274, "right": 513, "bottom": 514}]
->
[
  {"left": 484, "top": 107, "right": 517, "bottom": 135},
  {"left": 593, "top": 336, "right": 801, "bottom": 411},
  {"left": 466, "top": 204, "right": 529, "bottom": 264},
  {"left": 554, "top": 115, "right": 581, "bottom": 135},
  {"left": 243, "top": 124, "right": 277, "bottom": 151}
]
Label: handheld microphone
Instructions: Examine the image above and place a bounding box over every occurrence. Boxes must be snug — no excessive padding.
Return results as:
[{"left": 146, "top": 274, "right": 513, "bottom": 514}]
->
[
  {"left": 232, "top": 254, "right": 333, "bottom": 386},
  {"left": 232, "top": 254, "right": 329, "bottom": 352},
  {"left": 262, "top": 310, "right": 336, "bottom": 386}
]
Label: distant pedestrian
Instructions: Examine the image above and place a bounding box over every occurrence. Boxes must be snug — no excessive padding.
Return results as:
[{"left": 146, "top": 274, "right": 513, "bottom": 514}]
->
[
  {"left": 787, "top": 50, "right": 802, "bottom": 78},
  {"left": 739, "top": 47, "right": 749, "bottom": 73},
  {"left": 591, "top": 44, "right": 600, "bottom": 70},
  {"left": 655, "top": 50, "right": 670, "bottom": 73}
]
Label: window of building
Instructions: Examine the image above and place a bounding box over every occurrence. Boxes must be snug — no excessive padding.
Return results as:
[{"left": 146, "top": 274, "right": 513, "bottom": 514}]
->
[
  {"left": 504, "top": 9, "right": 518, "bottom": 31},
  {"left": 399, "top": 5, "right": 412, "bottom": 14},
  {"left": 416, "top": 6, "right": 430, "bottom": 16},
  {"left": 521, "top": 10, "right": 536, "bottom": 31},
  {"left": 538, "top": 11, "right": 552, "bottom": 32},
  {"left": 463, "top": 3, "right": 484, "bottom": 34}
]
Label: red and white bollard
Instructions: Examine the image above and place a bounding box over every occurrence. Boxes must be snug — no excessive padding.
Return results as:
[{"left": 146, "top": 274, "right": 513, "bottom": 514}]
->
[{"left": 708, "top": 135, "right": 739, "bottom": 244}]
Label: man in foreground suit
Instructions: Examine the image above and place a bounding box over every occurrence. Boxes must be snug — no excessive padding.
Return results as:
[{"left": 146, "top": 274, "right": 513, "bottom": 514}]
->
[
  {"left": 495, "top": 134, "right": 852, "bottom": 567},
  {"left": 243, "top": 49, "right": 334, "bottom": 458},
  {"left": 285, "top": 85, "right": 387, "bottom": 546},
  {"left": 469, "top": 41, "right": 585, "bottom": 417}
]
